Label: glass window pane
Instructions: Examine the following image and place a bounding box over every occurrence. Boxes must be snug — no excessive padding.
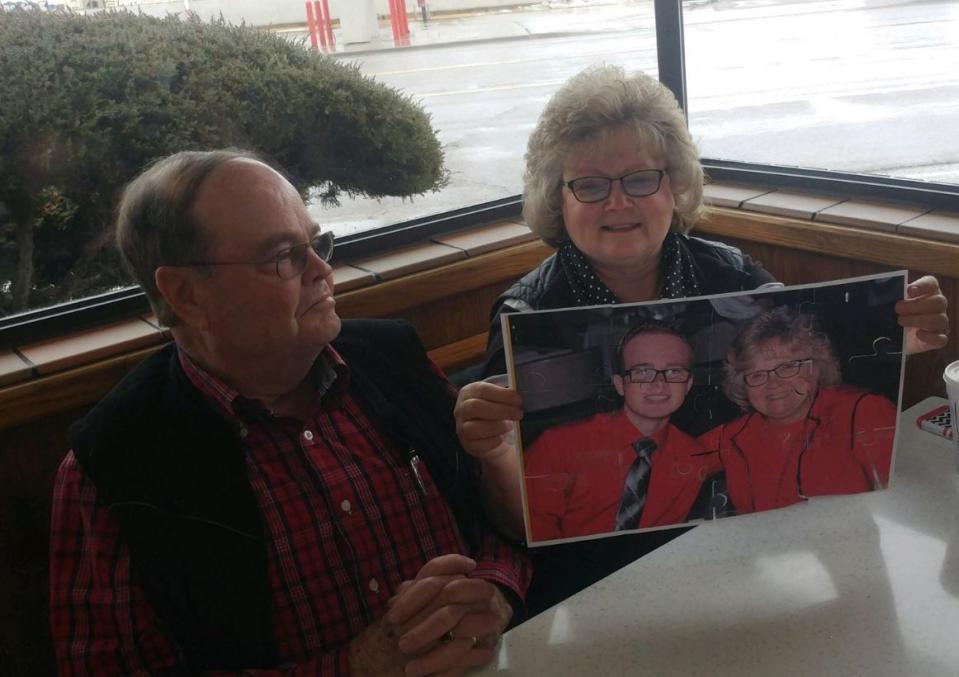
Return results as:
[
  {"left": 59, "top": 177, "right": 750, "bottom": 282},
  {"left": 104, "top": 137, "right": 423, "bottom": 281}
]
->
[
  {"left": 321, "top": 2, "right": 659, "bottom": 236},
  {"left": 684, "top": 0, "right": 959, "bottom": 186},
  {"left": 2, "top": 1, "right": 659, "bottom": 319}
]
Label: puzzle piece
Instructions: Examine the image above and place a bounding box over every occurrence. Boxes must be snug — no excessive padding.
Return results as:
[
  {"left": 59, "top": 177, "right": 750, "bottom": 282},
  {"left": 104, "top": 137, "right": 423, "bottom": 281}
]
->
[
  {"left": 854, "top": 424, "right": 897, "bottom": 487},
  {"left": 848, "top": 336, "right": 903, "bottom": 362}
]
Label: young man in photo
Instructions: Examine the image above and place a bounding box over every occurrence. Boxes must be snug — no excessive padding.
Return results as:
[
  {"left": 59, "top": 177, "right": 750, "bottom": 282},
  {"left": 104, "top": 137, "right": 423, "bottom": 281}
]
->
[{"left": 523, "top": 324, "right": 720, "bottom": 541}]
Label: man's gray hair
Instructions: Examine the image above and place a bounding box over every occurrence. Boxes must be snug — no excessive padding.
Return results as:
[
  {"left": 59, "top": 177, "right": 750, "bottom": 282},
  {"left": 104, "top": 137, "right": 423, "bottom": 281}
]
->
[
  {"left": 522, "top": 64, "right": 704, "bottom": 247},
  {"left": 115, "top": 149, "right": 263, "bottom": 327},
  {"left": 722, "top": 305, "right": 843, "bottom": 411}
]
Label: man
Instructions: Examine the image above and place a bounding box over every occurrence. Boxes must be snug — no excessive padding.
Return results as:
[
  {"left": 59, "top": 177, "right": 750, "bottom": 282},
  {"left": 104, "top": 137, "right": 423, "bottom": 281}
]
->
[
  {"left": 48, "top": 150, "right": 529, "bottom": 676},
  {"left": 523, "top": 324, "right": 719, "bottom": 541}
]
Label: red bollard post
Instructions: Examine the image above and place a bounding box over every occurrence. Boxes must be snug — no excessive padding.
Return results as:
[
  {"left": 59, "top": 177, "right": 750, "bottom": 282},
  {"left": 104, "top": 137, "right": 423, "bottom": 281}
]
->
[
  {"left": 320, "top": 0, "right": 335, "bottom": 48},
  {"left": 305, "top": 2, "right": 319, "bottom": 50},
  {"left": 312, "top": 0, "right": 328, "bottom": 50},
  {"left": 398, "top": 0, "right": 410, "bottom": 37},
  {"left": 396, "top": 0, "right": 410, "bottom": 47},
  {"left": 389, "top": 0, "right": 400, "bottom": 42}
]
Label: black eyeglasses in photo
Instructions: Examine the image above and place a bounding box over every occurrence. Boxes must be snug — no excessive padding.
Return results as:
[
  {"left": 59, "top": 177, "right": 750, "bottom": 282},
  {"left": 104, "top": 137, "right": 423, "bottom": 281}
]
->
[{"left": 621, "top": 365, "right": 692, "bottom": 384}]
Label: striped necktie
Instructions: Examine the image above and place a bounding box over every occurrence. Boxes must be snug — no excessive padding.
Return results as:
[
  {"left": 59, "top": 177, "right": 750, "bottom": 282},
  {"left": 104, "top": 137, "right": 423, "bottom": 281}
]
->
[{"left": 614, "top": 438, "right": 658, "bottom": 531}]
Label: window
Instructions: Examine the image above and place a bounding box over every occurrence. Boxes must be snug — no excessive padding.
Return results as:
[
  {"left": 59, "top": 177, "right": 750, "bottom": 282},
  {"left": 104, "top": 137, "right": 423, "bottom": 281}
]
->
[
  {"left": 321, "top": 2, "right": 660, "bottom": 237},
  {"left": 684, "top": 0, "right": 959, "bottom": 188},
  {"left": 2, "top": 0, "right": 957, "bottom": 343}
]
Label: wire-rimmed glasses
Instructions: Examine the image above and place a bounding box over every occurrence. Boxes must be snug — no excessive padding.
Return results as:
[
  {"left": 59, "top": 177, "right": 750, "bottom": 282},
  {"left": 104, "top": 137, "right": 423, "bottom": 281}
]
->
[
  {"left": 182, "top": 231, "right": 334, "bottom": 280},
  {"left": 743, "top": 358, "right": 813, "bottom": 387}
]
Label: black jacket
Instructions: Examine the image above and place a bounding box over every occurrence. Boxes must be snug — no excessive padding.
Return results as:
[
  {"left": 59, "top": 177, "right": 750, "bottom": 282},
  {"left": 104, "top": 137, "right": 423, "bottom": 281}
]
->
[
  {"left": 69, "top": 319, "right": 483, "bottom": 672},
  {"left": 482, "top": 233, "right": 776, "bottom": 376}
]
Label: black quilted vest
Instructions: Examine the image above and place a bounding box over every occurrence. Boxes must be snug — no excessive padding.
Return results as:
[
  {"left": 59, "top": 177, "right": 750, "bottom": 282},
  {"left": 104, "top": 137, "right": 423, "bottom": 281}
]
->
[{"left": 69, "top": 319, "right": 480, "bottom": 672}]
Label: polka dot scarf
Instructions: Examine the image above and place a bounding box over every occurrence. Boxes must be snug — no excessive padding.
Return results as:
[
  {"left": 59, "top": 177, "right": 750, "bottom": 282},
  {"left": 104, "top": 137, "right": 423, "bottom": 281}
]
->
[{"left": 558, "top": 231, "right": 702, "bottom": 306}]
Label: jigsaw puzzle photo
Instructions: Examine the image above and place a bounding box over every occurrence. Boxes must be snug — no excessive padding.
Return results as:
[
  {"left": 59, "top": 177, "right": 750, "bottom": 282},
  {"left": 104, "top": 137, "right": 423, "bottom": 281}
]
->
[{"left": 502, "top": 272, "right": 906, "bottom": 546}]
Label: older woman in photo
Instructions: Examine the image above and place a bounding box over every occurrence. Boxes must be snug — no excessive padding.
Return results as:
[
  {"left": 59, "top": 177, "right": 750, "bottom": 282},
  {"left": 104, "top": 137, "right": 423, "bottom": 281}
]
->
[{"left": 698, "top": 306, "right": 897, "bottom": 514}]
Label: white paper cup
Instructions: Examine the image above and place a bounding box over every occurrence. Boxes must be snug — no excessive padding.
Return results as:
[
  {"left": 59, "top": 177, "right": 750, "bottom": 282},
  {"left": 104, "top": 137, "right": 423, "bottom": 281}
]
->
[{"left": 943, "top": 360, "right": 959, "bottom": 471}]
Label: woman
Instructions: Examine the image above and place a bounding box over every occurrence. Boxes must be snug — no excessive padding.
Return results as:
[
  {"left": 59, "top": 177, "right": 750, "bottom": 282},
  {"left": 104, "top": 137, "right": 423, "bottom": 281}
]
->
[
  {"left": 453, "top": 64, "right": 947, "bottom": 615},
  {"left": 482, "top": 64, "right": 776, "bottom": 378},
  {"left": 699, "top": 306, "right": 896, "bottom": 514}
]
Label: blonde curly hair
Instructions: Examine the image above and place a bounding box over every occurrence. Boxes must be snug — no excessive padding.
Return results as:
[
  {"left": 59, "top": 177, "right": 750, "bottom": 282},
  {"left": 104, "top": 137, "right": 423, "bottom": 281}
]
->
[
  {"left": 723, "top": 306, "right": 842, "bottom": 412},
  {"left": 522, "top": 64, "right": 704, "bottom": 247}
]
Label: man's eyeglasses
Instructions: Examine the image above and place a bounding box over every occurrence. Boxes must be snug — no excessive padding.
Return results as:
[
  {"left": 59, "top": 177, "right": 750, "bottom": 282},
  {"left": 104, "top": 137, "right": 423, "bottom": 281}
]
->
[
  {"left": 743, "top": 358, "right": 813, "bottom": 387},
  {"left": 564, "top": 169, "right": 666, "bottom": 204},
  {"left": 183, "top": 231, "right": 334, "bottom": 280},
  {"left": 622, "top": 365, "right": 691, "bottom": 384}
]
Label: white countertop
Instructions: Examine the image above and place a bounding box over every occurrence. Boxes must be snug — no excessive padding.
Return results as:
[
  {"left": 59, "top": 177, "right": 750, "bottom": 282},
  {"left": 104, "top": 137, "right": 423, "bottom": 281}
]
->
[{"left": 480, "top": 397, "right": 959, "bottom": 676}]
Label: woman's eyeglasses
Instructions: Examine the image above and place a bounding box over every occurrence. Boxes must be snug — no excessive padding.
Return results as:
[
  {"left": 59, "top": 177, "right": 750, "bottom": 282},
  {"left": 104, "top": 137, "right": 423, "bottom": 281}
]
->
[
  {"left": 744, "top": 358, "right": 813, "bottom": 387},
  {"left": 564, "top": 169, "right": 666, "bottom": 204}
]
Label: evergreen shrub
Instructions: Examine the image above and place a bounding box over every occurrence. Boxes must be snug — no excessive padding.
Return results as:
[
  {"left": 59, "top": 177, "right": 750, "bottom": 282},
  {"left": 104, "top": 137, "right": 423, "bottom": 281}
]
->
[{"left": 0, "top": 8, "right": 446, "bottom": 314}]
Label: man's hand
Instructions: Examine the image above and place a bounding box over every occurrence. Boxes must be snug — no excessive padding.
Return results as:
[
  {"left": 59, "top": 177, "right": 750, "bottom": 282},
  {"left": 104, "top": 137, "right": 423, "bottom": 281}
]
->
[
  {"left": 387, "top": 554, "right": 477, "bottom": 625},
  {"left": 386, "top": 555, "right": 512, "bottom": 676},
  {"left": 897, "top": 275, "right": 949, "bottom": 355},
  {"left": 352, "top": 555, "right": 477, "bottom": 676},
  {"left": 348, "top": 617, "right": 408, "bottom": 677}
]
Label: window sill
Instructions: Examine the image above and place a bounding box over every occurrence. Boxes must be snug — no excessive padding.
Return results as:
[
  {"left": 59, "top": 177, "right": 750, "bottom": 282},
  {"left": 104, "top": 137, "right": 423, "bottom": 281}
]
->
[
  {"left": 700, "top": 182, "right": 959, "bottom": 278},
  {"left": 2, "top": 185, "right": 958, "bottom": 431},
  {"left": 0, "top": 218, "right": 542, "bottom": 430}
]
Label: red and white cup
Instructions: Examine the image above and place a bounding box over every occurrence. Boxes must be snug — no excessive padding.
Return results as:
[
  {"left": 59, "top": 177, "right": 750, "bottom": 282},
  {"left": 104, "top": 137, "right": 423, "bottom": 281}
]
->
[{"left": 943, "top": 361, "right": 959, "bottom": 471}]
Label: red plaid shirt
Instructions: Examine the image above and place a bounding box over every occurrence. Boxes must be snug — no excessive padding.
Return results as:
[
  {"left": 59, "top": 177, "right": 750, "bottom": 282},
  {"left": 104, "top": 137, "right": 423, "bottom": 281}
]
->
[{"left": 49, "top": 347, "right": 530, "bottom": 676}]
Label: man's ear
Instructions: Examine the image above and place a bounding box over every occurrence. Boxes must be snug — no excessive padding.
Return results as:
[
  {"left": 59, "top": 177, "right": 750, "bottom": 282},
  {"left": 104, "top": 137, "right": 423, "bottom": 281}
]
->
[
  {"left": 684, "top": 374, "right": 694, "bottom": 396},
  {"left": 155, "top": 266, "right": 208, "bottom": 330},
  {"left": 613, "top": 373, "right": 625, "bottom": 397}
]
